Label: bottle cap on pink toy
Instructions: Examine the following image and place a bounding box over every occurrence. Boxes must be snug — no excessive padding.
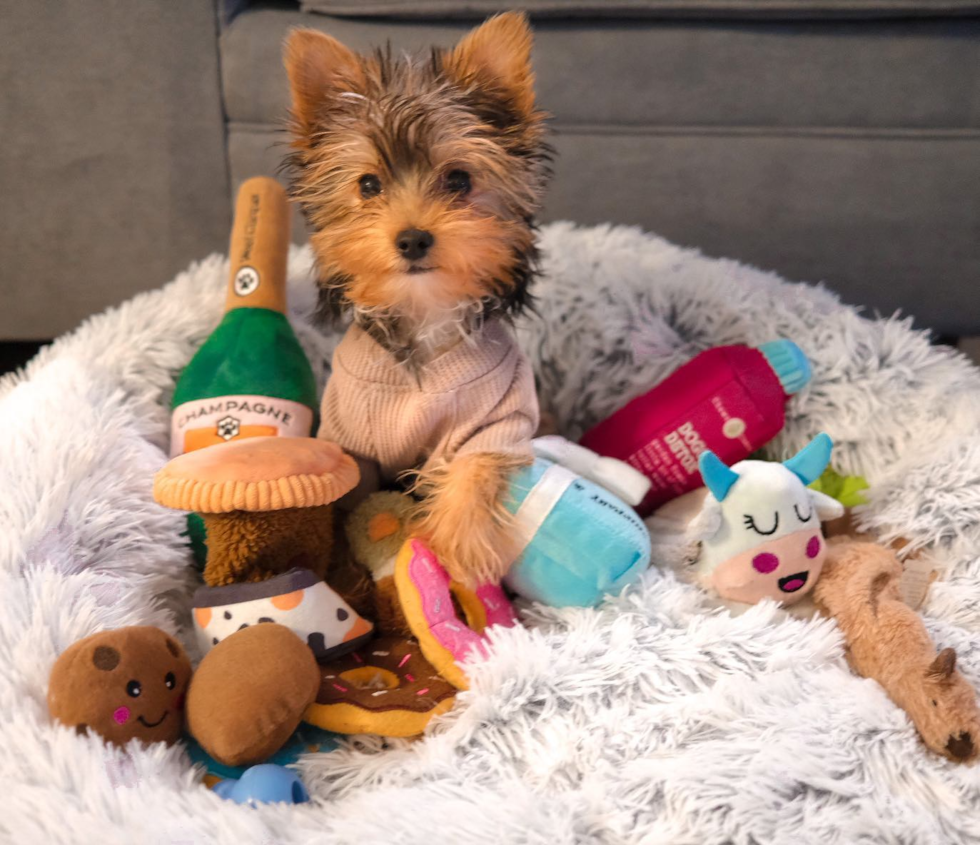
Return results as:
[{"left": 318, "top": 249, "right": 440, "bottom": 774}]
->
[{"left": 757, "top": 339, "right": 812, "bottom": 395}]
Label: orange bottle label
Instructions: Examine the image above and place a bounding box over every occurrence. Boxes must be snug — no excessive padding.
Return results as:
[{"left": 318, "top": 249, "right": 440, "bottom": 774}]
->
[{"left": 170, "top": 394, "right": 314, "bottom": 456}]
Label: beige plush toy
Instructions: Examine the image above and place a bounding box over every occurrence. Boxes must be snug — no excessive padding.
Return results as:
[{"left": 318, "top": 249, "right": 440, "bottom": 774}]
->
[
  {"left": 186, "top": 623, "right": 321, "bottom": 767},
  {"left": 815, "top": 539, "right": 980, "bottom": 762}
]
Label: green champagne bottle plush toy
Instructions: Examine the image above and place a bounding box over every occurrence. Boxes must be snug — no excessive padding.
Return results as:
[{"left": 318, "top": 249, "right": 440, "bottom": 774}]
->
[{"left": 170, "top": 176, "right": 318, "bottom": 564}]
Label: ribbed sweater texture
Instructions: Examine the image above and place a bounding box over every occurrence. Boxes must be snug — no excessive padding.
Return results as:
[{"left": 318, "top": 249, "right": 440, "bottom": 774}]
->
[{"left": 318, "top": 320, "right": 538, "bottom": 481}]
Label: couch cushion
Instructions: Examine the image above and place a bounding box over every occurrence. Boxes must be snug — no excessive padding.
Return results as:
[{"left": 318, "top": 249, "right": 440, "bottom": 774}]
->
[
  {"left": 221, "top": 9, "right": 980, "bottom": 130},
  {"left": 227, "top": 123, "right": 980, "bottom": 336},
  {"left": 301, "top": 0, "right": 980, "bottom": 19},
  {"left": 2, "top": 1, "right": 230, "bottom": 340},
  {"left": 221, "top": 6, "right": 980, "bottom": 336}
]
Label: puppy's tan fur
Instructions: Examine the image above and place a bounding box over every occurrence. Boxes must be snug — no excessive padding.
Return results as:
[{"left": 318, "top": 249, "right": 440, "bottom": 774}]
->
[{"left": 410, "top": 452, "right": 528, "bottom": 586}]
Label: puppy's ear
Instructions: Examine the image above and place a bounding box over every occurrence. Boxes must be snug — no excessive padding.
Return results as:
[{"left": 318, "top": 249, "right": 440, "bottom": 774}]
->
[
  {"left": 284, "top": 28, "right": 363, "bottom": 143},
  {"left": 446, "top": 12, "right": 535, "bottom": 118}
]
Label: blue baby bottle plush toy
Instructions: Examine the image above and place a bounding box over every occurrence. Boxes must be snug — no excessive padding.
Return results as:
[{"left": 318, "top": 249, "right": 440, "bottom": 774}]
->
[{"left": 504, "top": 436, "right": 652, "bottom": 607}]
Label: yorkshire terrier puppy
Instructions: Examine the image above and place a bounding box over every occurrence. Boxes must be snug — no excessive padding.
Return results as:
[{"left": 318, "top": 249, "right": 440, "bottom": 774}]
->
[{"left": 284, "top": 13, "right": 552, "bottom": 587}]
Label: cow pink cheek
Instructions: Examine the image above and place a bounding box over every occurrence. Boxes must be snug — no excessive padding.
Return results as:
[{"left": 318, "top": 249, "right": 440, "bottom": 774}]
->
[
  {"left": 752, "top": 553, "right": 779, "bottom": 574},
  {"left": 113, "top": 706, "right": 131, "bottom": 725},
  {"left": 806, "top": 536, "right": 821, "bottom": 559}
]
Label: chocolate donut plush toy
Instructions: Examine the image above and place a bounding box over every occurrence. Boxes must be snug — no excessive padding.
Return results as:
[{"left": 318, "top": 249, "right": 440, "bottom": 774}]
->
[
  {"left": 48, "top": 626, "right": 192, "bottom": 746},
  {"left": 303, "top": 535, "right": 520, "bottom": 738},
  {"left": 304, "top": 636, "right": 457, "bottom": 737}
]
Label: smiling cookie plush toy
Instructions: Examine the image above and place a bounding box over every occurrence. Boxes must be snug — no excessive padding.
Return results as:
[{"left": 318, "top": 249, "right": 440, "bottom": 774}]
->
[{"left": 48, "top": 626, "right": 192, "bottom": 746}]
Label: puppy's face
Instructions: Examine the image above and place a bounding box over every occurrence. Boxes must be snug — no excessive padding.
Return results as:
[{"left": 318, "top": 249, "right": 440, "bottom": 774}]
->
[{"left": 284, "top": 13, "right": 550, "bottom": 345}]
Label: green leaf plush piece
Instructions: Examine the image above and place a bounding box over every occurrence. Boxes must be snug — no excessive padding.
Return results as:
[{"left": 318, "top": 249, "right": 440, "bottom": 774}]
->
[{"left": 809, "top": 466, "right": 870, "bottom": 508}]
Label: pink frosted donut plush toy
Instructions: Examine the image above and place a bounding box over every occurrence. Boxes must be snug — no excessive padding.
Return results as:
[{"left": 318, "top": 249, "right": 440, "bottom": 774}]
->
[
  {"left": 345, "top": 493, "right": 519, "bottom": 690},
  {"left": 395, "top": 538, "right": 517, "bottom": 690}
]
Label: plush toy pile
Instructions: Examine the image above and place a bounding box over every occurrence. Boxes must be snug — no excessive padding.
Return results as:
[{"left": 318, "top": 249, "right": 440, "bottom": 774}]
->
[{"left": 5, "top": 223, "right": 980, "bottom": 843}]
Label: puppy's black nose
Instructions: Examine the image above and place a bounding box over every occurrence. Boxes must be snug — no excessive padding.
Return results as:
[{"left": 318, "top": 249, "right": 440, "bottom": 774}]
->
[{"left": 395, "top": 228, "right": 434, "bottom": 261}]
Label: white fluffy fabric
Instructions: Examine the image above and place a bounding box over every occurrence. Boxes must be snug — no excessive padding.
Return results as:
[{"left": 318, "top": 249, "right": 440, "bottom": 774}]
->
[{"left": 4, "top": 223, "right": 980, "bottom": 844}]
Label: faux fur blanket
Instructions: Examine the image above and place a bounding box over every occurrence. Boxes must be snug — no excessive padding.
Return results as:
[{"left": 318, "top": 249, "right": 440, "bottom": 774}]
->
[{"left": 4, "top": 223, "right": 980, "bottom": 844}]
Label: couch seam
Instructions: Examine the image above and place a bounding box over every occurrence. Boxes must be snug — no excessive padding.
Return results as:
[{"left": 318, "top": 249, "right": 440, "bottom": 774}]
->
[{"left": 225, "top": 120, "right": 980, "bottom": 140}]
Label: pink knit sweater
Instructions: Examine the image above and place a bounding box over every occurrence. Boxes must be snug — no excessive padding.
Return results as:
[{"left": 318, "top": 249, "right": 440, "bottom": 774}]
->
[{"left": 318, "top": 320, "right": 539, "bottom": 482}]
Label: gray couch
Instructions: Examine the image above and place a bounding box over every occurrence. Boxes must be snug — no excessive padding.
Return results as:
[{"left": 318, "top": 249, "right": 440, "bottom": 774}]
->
[{"left": 4, "top": 0, "right": 979, "bottom": 341}]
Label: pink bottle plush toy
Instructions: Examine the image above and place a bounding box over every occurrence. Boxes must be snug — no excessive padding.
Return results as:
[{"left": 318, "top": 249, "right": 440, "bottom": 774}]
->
[{"left": 581, "top": 340, "right": 812, "bottom": 516}]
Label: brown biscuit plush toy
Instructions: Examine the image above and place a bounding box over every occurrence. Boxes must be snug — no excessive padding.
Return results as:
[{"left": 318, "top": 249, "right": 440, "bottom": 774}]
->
[
  {"left": 48, "top": 626, "right": 192, "bottom": 746},
  {"left": 186, "top": 623, "right": 321, "bottom": 766}
]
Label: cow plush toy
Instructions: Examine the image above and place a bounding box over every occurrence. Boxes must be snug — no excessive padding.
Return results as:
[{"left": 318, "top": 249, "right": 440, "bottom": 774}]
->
[
  {"left": 689, "top": 433, "right": 843, "bottom": 606},
  {"left": 649, "top": 433, "right": 980, "bottom": 762}
]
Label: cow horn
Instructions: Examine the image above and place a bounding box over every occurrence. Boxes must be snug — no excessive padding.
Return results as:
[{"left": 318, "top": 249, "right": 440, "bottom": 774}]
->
[
  {"left": 783, "top": 432, "right": 834, "bottom": 486},
  {"left": 699, "top": 450, "right": 739, "bottom": 502}
]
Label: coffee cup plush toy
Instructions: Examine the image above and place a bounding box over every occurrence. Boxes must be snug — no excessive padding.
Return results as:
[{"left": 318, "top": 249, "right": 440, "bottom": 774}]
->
[{"left": 48, "top": 626, "right": 192, "bottom": 746}]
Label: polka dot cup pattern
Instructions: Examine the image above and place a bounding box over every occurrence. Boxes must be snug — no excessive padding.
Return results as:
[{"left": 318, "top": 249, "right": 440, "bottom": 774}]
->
[{"left": 191, "top": 567, "right": 373, "bottom": 660}]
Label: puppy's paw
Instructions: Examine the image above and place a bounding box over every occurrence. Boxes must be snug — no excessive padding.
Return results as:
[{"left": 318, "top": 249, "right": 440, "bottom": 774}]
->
[{"left": 410, "top": 452, "right": 529, "bottom": 587}]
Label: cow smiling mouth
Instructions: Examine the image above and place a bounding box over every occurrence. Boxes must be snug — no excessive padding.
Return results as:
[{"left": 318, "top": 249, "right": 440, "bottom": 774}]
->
[
  {"left": 137, "top": 711, "right": 168, "bottom": 728},
  {"left": 777, "top": 571, "right": 809, "bottom": 593}
]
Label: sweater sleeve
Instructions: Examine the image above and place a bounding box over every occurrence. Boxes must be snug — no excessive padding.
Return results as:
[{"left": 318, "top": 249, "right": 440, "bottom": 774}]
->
[{"left": 454, "top": 345, "right": 539, "bottom": 461}]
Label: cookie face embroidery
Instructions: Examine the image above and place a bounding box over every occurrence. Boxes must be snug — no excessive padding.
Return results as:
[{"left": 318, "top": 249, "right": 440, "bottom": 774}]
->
[{"left": 47, "top": 627, "right": 192, "bottom": 746}]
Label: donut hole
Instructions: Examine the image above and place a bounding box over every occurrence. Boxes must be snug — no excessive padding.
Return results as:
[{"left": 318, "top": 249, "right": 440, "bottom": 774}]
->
[
  {"left": 339, "top": 667, "right": 400, "bottom": 691},
  {"left": 449, "top": 585, "right": 488, "bottom": 634}
]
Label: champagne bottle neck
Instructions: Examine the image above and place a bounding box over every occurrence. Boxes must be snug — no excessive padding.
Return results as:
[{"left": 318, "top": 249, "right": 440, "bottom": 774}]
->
[{"left": 225, "top": 177, "right": 291, "bottom": 314}]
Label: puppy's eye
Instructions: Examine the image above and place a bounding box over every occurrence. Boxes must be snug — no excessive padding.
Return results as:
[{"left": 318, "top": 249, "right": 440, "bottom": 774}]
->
[
  {"left": 445, "top": 169, "right": 472, "bottom": 196},
  {"left": 794, "top": 503, "right": 813, "bottom": 523},
  {"left": 743, "top": 513, "right": 779, "bottom": 536},
  {"left": 358, "top": 174, "right": 382, "bottom": 199},
  {"left": 126, "top": 680, "right": 142, "bottom": 698},
  {"left": 164, "top": 672, "right": 176, "bottom": 690}
]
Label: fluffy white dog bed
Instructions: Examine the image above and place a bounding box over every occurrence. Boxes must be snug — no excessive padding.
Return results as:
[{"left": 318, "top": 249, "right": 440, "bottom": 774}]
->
[{"left": 4, "top": 223, "right": 980, "bottom": 844}]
